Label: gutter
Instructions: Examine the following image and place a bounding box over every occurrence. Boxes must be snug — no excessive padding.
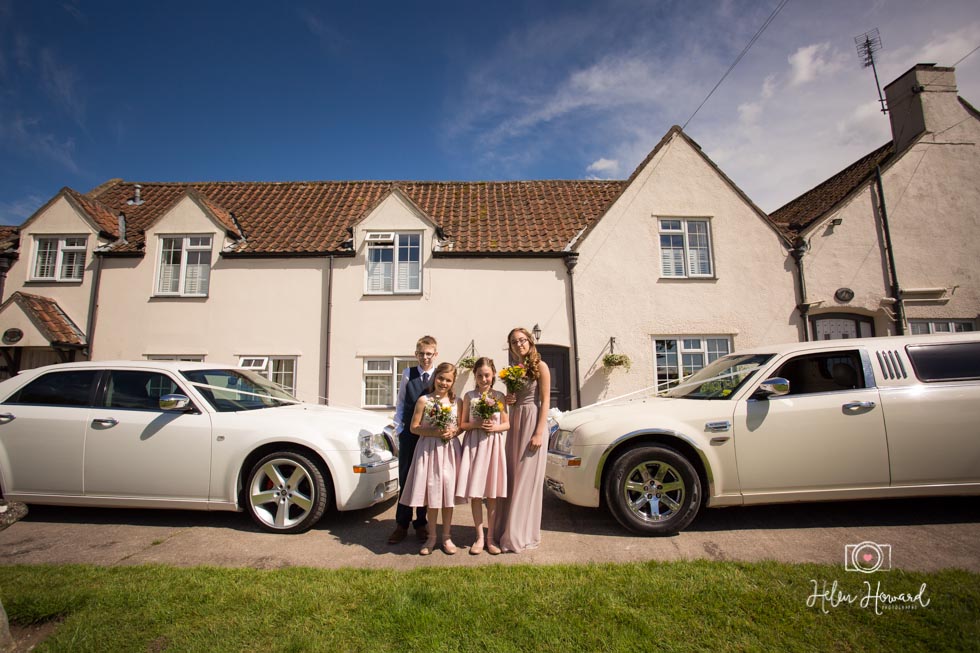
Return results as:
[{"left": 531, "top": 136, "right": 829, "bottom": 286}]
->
[
  {"left": 564, "top": 253, "right": 582, "bottom": 408},
  {"left": 85, "top": 252, "right": 104, "bottom": 358},
  {"left": 323, "top": 255, "right": 334, "bottom": 405},
  {"left": 875, "top": 166, "right": 905, "bottom": 335},
  {"left": 790, "top": 238, "right": 811, "bottom": 341}
]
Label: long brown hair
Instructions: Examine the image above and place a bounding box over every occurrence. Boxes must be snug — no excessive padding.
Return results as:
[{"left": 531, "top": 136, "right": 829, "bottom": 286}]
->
[
  {"left": 427, "top": 362, "right": 458, "bottom": 402},
  {"left": 471, "top": 357, "right": 497, "bottom": 389},
  {"left": 507, "top": 327, "right": 542, "bottom": 382}
]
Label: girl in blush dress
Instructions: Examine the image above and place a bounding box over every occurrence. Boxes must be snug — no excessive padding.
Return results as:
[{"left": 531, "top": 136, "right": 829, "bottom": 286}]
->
[
  {"left": 494, "top": 327, "right": 551, "bottom": 553},
  {"left": 456, "top": 357, "right": 510, "bottom": 555},
  {"left": 400, "top": 362, "right": 462, "bottom": 555}
]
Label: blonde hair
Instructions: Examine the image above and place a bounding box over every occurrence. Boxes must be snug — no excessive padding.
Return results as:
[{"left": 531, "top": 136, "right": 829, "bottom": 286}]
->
[
  {"left": 416, "top": 335, "right": 438, "bottom": 351},
  {"left": 507, "top": 327, "right": 542, "bottom": 382}
]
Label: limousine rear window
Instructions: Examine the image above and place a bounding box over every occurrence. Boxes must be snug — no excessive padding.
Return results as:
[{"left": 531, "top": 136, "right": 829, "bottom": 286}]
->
[{"left": 906, "top": 342, "right": 980, "bottom": 382}]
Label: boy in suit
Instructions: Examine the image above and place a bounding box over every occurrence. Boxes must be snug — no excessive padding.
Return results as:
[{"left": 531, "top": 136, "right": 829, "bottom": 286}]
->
[{"left": 387, "top": 335, "right": 438, "bottom": 544}]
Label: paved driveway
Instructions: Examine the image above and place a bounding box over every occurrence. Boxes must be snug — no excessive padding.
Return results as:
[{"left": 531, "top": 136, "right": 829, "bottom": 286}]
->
[{"left": 1, "top": 493, "right": 978, "bottom": 573}]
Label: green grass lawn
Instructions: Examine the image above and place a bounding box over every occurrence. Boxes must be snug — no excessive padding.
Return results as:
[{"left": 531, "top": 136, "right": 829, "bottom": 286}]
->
[{"left": 1, "top": 561, "right": 977, "bottom": 652}]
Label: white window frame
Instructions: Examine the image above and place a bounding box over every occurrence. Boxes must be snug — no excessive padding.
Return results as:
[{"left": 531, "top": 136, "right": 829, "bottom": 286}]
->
[
  {"left": 155, "top": 235, "right": 213, "bottom": 297},
  {"left": 658, "top": 218, "right": 714, "bottom": 278},
  {"left": 654, "top": 336, "right": 732, "bottom": 392},
  {"left": 237, "top": 356, "right": 298, "bottom": 395},
  {"left": 909, "top": 319, "right": 975, "bottom": 334},
  {"left": 362, "top": 356, "right": 415, "bottom": 408},
  {"left": 30, "top": 235, "right": 87, "bottom": 282},
  {"left": 365, "top": 231, "right": 422, "bottom": 295}
]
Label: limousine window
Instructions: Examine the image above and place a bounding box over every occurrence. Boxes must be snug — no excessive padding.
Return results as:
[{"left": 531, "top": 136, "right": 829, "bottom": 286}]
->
[
  {"left": 906, "top": 341, "right": 980, "bottom": 382},
  {"left": 665, "top": 353, "right": 773, "bottom": 399},
  {"left": 772, "top": 351, "right": 864, "bottom": 395},
  {"left": 5, "top": 370, "right": 99, "bottom": 406}
]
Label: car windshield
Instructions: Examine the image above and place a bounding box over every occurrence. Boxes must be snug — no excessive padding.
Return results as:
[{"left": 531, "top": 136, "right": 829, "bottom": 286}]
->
[
  {"left": 180, "top": 368, "right": 298, "bottom": 412},
  {"left": 664, "top": 354, "right": 774, "bottom": 400}
]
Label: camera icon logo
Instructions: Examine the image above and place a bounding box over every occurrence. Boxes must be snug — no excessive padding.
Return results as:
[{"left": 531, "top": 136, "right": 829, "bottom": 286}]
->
[{"left": 844, "top": 541, "right": 892, "bottom": 573}]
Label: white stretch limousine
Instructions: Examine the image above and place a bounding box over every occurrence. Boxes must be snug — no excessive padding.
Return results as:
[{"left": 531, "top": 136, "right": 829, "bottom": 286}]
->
[
  {"left": 0, "top": 361, "right": 398, "bottom": 533},
  {"left": 546, "top": 333, "right": 980, "bottom": 535}
]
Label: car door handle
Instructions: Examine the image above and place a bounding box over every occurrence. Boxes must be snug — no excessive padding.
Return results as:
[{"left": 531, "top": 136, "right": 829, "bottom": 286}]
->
[
  {"left": 92, "top": 417, "right": 119, "bottom": 427},
  {"left": 0, "top": 413, "right": 14, "bottom": 421},
  {"left": 843, "top": 401, "right": 876, "bottom": 411}
]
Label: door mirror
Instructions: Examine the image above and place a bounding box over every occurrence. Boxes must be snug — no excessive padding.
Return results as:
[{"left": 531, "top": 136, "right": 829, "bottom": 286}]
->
[
  {"left": 752, "top": 377, "right": 790, "bottom": 400},
  {"left": 159, "top": 394, "right": 191, "bottom": 411}
]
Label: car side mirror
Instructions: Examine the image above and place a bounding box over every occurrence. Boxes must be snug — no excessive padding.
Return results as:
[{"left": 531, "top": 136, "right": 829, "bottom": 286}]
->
[
  {"left": 752, "top": 377, "right": 790, "bottom": 400},
  {"left": 160, "top": 394, "right": 191, "bottom": 411}
]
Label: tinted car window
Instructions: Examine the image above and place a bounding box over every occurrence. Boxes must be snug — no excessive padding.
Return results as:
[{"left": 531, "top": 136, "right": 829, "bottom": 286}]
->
[
  {"left": 6, "top": 370, "right": 99, "bottom": 406},
  {"left": 105, "top": 370, "right": 180, "bottom": 410},
  {"left": 906, "top": 342, "right": 980, "bottom": 382},
  {"left": 772, "top": 351, "right": 864, "bottom": 395}
]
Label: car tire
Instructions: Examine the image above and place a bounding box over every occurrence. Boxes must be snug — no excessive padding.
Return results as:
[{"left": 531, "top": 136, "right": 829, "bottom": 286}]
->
[
  {"left": 604, "top": 444, "right": 701, "bottom": 536},
  {"left": 245, "top": 450, "right": 330, "bottom": 534}
]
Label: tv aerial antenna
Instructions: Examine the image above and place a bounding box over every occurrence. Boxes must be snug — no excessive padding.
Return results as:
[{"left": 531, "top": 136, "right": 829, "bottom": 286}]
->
[{"left": 855, "top": 28, "right": 888, "bottom": 113}]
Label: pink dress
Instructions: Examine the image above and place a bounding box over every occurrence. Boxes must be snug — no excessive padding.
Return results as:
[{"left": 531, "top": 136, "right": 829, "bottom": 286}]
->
[
  {"left": 456, "top": 389, "right": 508, "bottom": 500},
  {"left": 399, "top": 397, "right": 462, "bottom": 509},
  {"left": 494, "top": 379, "right": 546, "bottom": 552}
]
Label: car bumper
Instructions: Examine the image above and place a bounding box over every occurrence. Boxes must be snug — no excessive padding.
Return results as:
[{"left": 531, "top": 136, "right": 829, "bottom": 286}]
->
[
  {"left": 546, "top": 450, "right": 600, "bottom": 507},
  {"left": 340, "top": 456, "right": 399, "bottom": 510}
]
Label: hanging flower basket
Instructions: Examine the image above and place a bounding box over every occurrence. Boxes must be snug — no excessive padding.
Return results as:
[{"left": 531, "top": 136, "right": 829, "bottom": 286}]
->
[
  {"left": 457, "top": 356, "right": 477, "bottom": 370},
  {"left": 602, "top": 353, "right": 632, "bottom": 372}
]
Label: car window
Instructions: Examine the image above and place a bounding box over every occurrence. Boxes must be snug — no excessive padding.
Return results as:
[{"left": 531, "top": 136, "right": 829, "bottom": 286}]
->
[
  {"left": 771, "top": 351, "right": 864, "bottom": 395},
  {"left": 104, "top": 370, "right": 180, "bottom": 410},
  {"left": 906, "top": 341, "right": 980, "bottom": 382},
  {"left": 180, "top": 368, "right": 295, "bottom": 412},
  {"left": 5, "top": 370, "right": 99, "bottom": 406},
  {"left": 665, "top": 354, "right": 773, "bottom": 399}
]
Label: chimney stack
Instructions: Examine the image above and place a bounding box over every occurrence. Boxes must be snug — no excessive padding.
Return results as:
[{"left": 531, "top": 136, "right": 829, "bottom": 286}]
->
[{"left": 884, "top": 64, "right": 959, "bottom": 154}]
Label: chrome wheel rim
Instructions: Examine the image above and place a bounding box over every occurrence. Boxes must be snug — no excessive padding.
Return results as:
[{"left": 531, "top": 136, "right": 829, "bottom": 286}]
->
[
  {"left": 249, "top": 458, "right": 316, "bottom": 530},
  {"left": 622, "top": 459, "right": 685, "bottom": 523}
]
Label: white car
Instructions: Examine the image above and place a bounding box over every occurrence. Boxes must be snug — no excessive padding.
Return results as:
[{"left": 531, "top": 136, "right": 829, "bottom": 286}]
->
[
  {"left": 546, "top": 332, "right": 980, "bottom": 535},
  {"left": 0, "top": 361, "right": 398, "bottom": 533}
]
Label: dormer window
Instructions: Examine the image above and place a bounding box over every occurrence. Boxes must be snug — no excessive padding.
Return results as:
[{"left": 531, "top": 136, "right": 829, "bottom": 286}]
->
[
  {"left": 156, "top": 235, "right": 212, "bottom": 297},
  {"left": 31, "top": 236, "right": 86, "bottom": 282},
  {"left": 365, "top": 231, "right": 421, "bottom": 294}
]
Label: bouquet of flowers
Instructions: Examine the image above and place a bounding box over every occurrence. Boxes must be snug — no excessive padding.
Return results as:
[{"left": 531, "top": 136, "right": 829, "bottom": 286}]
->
[
  {"left": 499, "top": 363, "right": 528, "bottom": 394},
  {"left": 473, "top": 391, "right": 503, "bottom": 420},
  {"left": 425, "top": 398, "right": 455, "bottom": 431}
]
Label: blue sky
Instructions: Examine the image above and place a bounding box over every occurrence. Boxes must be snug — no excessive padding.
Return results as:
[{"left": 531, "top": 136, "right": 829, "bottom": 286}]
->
[{"left": 1, "top": 0, "right": 978, "bottom": 224}]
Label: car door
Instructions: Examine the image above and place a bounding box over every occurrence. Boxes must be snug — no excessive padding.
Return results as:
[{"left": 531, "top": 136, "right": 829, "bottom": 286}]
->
[
  {"left": 731, "top": 348, "right": 890, "bottom": 498},
  {"left": 0, "top": 369, "right": 99, "bottom": 495},
  {"left": 83, "top": 369, "right": 213, "bottom": 501}
]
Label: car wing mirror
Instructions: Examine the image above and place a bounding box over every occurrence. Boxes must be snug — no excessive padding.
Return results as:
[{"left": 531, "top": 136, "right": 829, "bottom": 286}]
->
[
  {"left": 160, "top": 394, "right": 192, "bottom": 411},
  {"left": 752, "top": 377, "right": 790, "bottom": 400}
]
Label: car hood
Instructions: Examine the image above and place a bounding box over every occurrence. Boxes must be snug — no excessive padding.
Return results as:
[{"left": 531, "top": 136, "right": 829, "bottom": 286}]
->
[
  {"left": 221, "top": 402, "right": 392, "bottom": 438},
  {"left": 556, "top": 396, "right": 731, "bottom": 432}
]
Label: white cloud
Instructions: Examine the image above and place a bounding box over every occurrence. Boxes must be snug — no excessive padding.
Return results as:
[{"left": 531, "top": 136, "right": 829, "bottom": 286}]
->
[
  {"left": 39, "top": 48, "right": 85, "bottom": 126},
  {"left": 0, "top": 193, "right": 45, "bottom": 225},
  {"left": 788, "top": 43, "right": 846, "bottom": 86},
  {"left": 0, "top": 115, "right": 79, "bottom": 172},
  {"left": 586, "top": 157, "right": 620, "bottom": 177}
]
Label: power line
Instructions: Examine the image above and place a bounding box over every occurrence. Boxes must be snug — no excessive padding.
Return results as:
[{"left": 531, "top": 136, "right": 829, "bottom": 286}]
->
[{"left": 682, "top": 0, "right": 792, "bottom": 130}]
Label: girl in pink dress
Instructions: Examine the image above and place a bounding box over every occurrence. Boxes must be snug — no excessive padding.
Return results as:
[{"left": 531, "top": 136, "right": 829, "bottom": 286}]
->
[
  {"left": 456, "top": 357, "right": 510, "bottom": 555},
  {"left": 400, "top": 363, "right": 462, "bottom": 555},
  {"left": 494, "top": 327, "right": 551, "bottom": 553}
]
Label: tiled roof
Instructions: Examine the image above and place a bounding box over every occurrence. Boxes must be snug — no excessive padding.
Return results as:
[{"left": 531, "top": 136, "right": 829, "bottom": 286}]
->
[
  {"left": 86, "top": 179, "right": 627, "bottom": 255},
  {"left": 0, "top": 226, "right": 18, "bottom": 253},
  {"left": 63, "top": 187, "right": 119, "bottom": 237},
  {"left": 3, "top": 291, "right": 86, "bottom": 346},
  {"left": 769, "top": 142, "right": 894, "bottom": 237}
]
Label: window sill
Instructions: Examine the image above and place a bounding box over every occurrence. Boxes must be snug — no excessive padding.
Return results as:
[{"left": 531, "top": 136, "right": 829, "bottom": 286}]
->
[
  {"left": 150, "top": 294, "right": 210, "bottom": 300},
  {"left": 362, "top": 291, "right": 423, "bottom": 297},
  {"left": 26, "top": 278, "right": 83, "bottom": 284}
]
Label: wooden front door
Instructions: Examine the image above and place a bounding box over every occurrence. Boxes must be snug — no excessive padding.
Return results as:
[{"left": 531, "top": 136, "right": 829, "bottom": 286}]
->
[{"left": 537, "top": 345, "right": 571, "bottom": 411}]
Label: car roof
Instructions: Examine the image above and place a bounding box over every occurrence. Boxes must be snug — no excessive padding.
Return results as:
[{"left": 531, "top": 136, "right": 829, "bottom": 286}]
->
[
  {"left": 23, "top": 360, "right": 237, "bottom": 374},
  {"left": 732, "top": 331, "right": 978, "bottom": 357}
]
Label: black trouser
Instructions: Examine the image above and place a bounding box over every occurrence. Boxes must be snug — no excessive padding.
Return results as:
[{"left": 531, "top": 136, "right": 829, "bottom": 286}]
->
[{"left": 395, "top": 431, "right": 428, "bottom": 529}]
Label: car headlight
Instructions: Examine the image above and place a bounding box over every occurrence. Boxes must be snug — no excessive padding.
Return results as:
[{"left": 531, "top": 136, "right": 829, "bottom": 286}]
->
[
  {"left": 360, "top": 432, "right": 393, "bottom": 462},
  {"left": 551, "top": 429, "right": 575, "bottom": 454}
]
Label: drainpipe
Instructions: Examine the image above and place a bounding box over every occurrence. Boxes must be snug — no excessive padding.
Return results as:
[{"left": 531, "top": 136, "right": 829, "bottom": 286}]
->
[
  {"left": 0, "top": 256, "right": 11, "bottom": 302},
  {"left": 791, "top": 238, "right": 811, "bottom": 341},
  {"left": 875, "top": 166, "right": 905, "bottom": 335},
  {"left": 564, "top": 253, "right": 582, "bottom": 408},
  {"left": 323, "top": 255, "right": 334, "bottom": 405},
  {"left": 85, "top": 253, "right": 104, "bottom": 359}
]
